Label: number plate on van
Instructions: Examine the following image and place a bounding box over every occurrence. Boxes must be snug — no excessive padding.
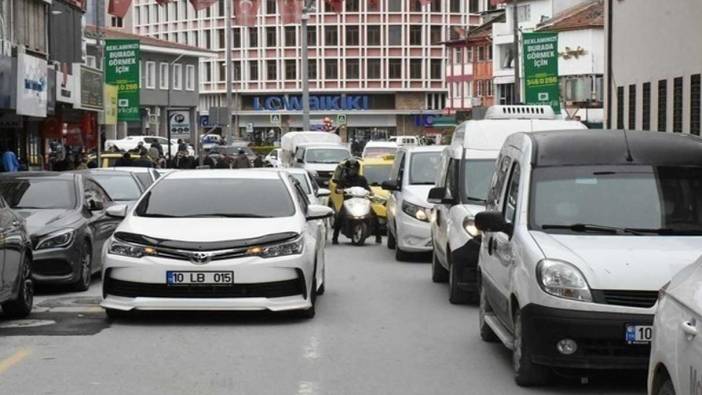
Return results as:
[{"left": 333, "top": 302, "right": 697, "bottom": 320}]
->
[{"left": 625, "top": 325, "right": 653, "bottom": 344}]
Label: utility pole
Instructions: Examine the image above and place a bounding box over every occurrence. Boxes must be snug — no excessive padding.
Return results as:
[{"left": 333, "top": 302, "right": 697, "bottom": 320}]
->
[
  {"left": 300, "top": 0, "right": 313, "bottom": 131},
  {"left": 512, "top": 0, "right": 521, "bottom": 104},
  {"left": 96, "top": 0, "right": 104, "bottom": 167},
  {"left": 224, "top": 0, "right": 233, "bottom": 143}
]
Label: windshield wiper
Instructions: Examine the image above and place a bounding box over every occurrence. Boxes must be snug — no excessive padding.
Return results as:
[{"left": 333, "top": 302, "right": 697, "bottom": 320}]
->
[
  {"left": 626, "top": 227, "right": 702, "bottom": 235},
  {"left": 540, "top": 223, "right": 643, "bottom": 235},
  {"left": 465, "top": 196, "right": 487, "bottom": 204},
  {"left": 182, "top": 214, "right": 272, "bottom": 218}
]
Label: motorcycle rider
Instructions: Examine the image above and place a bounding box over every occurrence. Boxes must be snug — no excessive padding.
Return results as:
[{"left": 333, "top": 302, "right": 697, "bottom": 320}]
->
[{"left": 332, "top": 159, "right": 382, "bottom": 245}]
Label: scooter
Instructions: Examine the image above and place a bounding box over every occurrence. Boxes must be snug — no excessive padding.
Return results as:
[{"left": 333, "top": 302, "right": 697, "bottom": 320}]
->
[{"left": 338, "top": 187, "right": 376, "bottom": 246}]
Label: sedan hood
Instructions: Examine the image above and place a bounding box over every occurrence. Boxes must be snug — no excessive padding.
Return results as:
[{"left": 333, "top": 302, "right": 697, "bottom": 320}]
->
[
  {"left": 120, "top": 216, "right": 302, "bottom": 243},
  {"left": 16, "top": 209, "right": 81, "bottom": 236},
  {"left": 304, "top": 163, "right": 338, "bottom": 173},
  {"left": 530, "top": 232, "right": 702, "bottom": 290}
]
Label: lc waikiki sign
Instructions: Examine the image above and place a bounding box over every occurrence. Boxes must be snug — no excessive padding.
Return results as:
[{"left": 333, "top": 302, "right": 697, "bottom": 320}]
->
[{"left": 253, "top": 95, "right": 369, "bottom": 111}]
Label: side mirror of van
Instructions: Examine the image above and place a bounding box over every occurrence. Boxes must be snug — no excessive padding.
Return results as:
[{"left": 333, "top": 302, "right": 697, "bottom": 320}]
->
[
  {"left": 381, "top": 180, "right": 400, "bottom": 191},
  {"left": 427, "top": 187, "right": 455, "bottom": 205},
  {"left": 475, "top": 211, "right": 513, "bottom": 236},
  {"left": 297, "top": 158, "right": 304, "bottom": 164}
]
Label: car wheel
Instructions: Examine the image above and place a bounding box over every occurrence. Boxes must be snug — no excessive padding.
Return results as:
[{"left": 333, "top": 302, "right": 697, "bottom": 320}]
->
[
  {"left": 105, "top": 308, "right": 129, "bottom": 321},
  {"left": 478, "top": 277, "right": 499, "bottom": 342},
  {"left": 657, "top": 378, "right": 675, "bottom": 395},
  {"left": 513, "top": 309, "right": 551, "bottom": 386},
  {"left": 2, "top": 256, "right": 34, "bottom": 318},
  {"left": 72, "top": 241, "right": 92, "bottom": 292},
  {"left": 395, "top": 246, "right": 411, "bottom": 261},
  {"left": 387, "top": 226, "right": 396, "bottom": 249},
  {"left": 449, "top": 262, "right": 471, "bottom": 304},
  {"left": 298, "top": 276, "right": 317, "bottom": 319},
  {"left": 431, "top": 249, "right": 449, "bottom": 283}
]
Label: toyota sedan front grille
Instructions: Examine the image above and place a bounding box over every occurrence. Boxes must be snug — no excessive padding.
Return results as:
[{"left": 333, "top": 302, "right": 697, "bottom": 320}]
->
[{"left": 105, "top": 278, "right": 303, "bottom": 299}]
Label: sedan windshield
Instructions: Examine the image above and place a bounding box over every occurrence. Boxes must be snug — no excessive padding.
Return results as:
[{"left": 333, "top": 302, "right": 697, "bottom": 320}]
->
[
  {"left": 92, "top": 174, "right": 143, "bottom": 201},
  {"left": 0, "top": 179, "right": 76, "bottom": 209},
  {"left": 363, "top": 165, "right": 392, "bottom": 186},
  {"left": 135, "top": 178, "right": 295, "bottom": 218},
  {"left": 463, "top": 160, "right": 496, "bottom": 203},
  {"left": 291, "top": 173, "right": 311, "bottom": 194},
  {"left": 305, "top": 149, "right": 350, "bottom": 164},
  {"left": 409, "top": 152, "right": 442, "bottom": 184},
  {"left": 530, "top": 165, "right": 702, "bottom": 235}
]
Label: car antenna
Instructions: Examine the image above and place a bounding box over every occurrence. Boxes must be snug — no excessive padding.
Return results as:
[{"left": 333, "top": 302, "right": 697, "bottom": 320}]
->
[{"left": 622, "top": 130, "right": 634, "bottom": 162}]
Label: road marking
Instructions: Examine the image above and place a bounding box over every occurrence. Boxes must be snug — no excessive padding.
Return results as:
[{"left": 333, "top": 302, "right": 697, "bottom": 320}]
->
[
  {"left": 296, "top": 381, "right": 319, "bottom": 395},
  {"left": 0, "top": 348, "right": 30, "bottom": 374},
  {"left": 303, "top": 336, "right": 320, "bottom": 360}
]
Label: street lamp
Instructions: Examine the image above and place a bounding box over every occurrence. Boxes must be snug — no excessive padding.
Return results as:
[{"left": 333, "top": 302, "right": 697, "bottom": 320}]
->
[{"left": 167, "top": 53, "right": 186, "bottom": 162}]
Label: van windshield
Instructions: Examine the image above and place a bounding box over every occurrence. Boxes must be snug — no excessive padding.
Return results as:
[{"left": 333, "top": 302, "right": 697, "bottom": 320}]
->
[
  {"left": 305, "top": 148, "right": 350, "bottom": 164},
  {"left": 463, "top": 160, "right": 496, "bottom": 203},
  {"left": 530, "top": 165, "right": 702, "bottom": 235}
]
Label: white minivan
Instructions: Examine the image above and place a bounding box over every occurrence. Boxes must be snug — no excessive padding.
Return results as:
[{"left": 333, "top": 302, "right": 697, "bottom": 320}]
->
[
  {"left": 428, "top": 105, "right": 586, "bottom": 304},
  {"left": 474, "top": 130, "right": 702, "bottom": 386}
]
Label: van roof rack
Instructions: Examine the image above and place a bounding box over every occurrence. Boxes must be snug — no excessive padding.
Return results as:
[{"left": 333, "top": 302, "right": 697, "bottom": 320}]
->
[{"left": 484, "top": 105, "right": 556, "bottom": 120}]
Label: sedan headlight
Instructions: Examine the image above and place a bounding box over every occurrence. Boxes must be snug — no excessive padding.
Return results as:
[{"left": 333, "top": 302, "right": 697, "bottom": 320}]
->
[
  {"left": 463, "top": 216, "right": 480, "bottom": 237},
  {"left": 402, "top": 201, "right": 431, "bottom": 222},
  {"left": 247, "top": 236, "right": 304, "bottom": 258},
  {"left": 36, "top": 229, "right": 75, "bottom": 250},
  {"left": 537, "top": 259, "right": 592, "bottom": 302},
  {"left": 108, "top": 238, "right": 155, "bottom": 258}
]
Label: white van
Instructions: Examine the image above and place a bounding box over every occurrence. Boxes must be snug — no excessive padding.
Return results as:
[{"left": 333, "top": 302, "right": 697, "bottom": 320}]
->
[
  {"left": 428, "top": 105, "right": 586, "bottom": 304},
  {"left": 475, "top": 130, "right": 702, "bottom": 385}
]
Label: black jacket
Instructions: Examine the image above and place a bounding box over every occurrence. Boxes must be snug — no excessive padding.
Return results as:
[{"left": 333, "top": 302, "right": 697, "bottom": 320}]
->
[{"left": 336, "top": 174, "right": 371, "bottom": 192}]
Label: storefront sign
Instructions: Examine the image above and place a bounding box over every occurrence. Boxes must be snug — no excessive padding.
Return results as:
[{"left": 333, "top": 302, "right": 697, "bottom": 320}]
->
[
  {"left": 56, "top": 68, "right": 77, "bottom": 105},
  {"left": 16, "top": 53, "right": 48, "bottom": 118},
  {"left": 105, "top": 39, "right": 140, "bottom": 122},
  {"left": 79, "top": 66, "right": 104, "bottom": 111},
  {"left": 169, "top": 110, "right": 191, "bottom": 139},
  {"left": 523, "top": 32, "right": 560, "bottom": 113},
  {"left": 0, "top": 55, "right": 13, "bottom": 109},
  {"left": 103, "top": 84, "right": 118, "bottom": 125},
  {"left": 253, "top": 95, "right": 369, "bottom": 111}
]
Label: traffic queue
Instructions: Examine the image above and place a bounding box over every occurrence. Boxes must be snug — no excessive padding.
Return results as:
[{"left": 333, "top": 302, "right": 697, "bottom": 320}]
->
[{"left": 0, "top": 105, "right": 700, "bottom": 394}]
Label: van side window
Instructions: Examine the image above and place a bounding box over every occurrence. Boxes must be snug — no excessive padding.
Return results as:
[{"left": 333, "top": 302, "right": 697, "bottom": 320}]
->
[
  {"left": 446, "top": 159, "right": 460, "bottom": 200},
  {"left": 487, "top": 155, "right": 512, "bottom": 211},
  {"left": 295, "top": 148, "right": 305, "bottom": 162},
  {"left": 503, "top": 163, "right": 521, "bottom": 224},
  {"left": 389, "top": 151, "right": 404, "bottom": 184}
]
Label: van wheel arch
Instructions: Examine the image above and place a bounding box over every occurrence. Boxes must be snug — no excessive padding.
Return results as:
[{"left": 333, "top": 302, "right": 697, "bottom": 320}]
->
[{"left": 651, "top": 364, "right": 673, "bottom": 395}]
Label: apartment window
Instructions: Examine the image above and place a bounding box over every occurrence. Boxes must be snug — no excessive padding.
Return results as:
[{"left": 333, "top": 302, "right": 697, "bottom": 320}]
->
[
  {"left": 410, "top": 59, "right": 422, "bottom": 79},
  {"left": 410, "top": 0, "right": 422, "bottom": 11},
  {"left": 389, "top": 26, "right": 402, "bottom": 45},
  {"left": 111, "top": 16, "right": 123, "bottom": 28},
  {"left": 267, "top": 60, "right": 277, "bottom": 80},
  {"left": 159, "top": 63, "right": 169, "bottom": 89},
  {"left": 368, "top": 59, "right": 381, "bottom": 79},
  {"left": 368, "top": 0, "right": 380, "bottom": 11},
  {"left": 367, "top": 26, "right": 381, "bottom": 46},
  {"left": 205, "top": 30, "right": 211, "bottom": 48},
  {"left": 430, "top": 26, "right": 442, "bottom": 44},
  {"left": 308, "top": 59, "right": 317, "bottom": 79},
  {"left": 431, "top": 0, "right": 441, "bottom": 11},
  {"left": 219, "top": 62, "right": 226, "bottom": 82},
  {"left": 628, "top": 85, "right": 636, "bottom": 130},
  {"left": 233, "top": 62, "right": 242, "bottom": 81},
  {"left": 307, "top": 26, "right": 317, "bottom": 46},
  {"left": 346, "top": 59, "right": 360, "bottom": 79},
  {"left": 389, "top": 0, "right": 401, "bottom": 12},
  {"left": 266, "top": 27, "right": 277, "bottom": 47},
  {"left": 478, "top": 46, "right": 485, "bottom": 61},
  {"left": 173, "top": 64, "right": 183, "bottom": 90},
  {"left": 616, "top": 86, "right": 624, "bottom": 129},
  {"left": 233, "top": 28, "right": 241, "bottom": 48},
  {"left": 674, "top": 77, "right": 683, "bottom": 133},
  {"left": 658, "top": 80, "right": 667, "bottom": 132},
  {"left": 454, "top": 48, "right": 463, "bottom": 65},
  {"left": 325, "top": 60, "right": 338, "bottom": 79},
  {"left": 266, "top": 0, "right": 276, "bottom": 14},
  {"left": 389, "top": 59, "right": 402, "bottom": 79},
  {"left": 430, "top": 59, "right": 442, "bottom": 79},
  {"left": 86, "top": 56, "right": 98, "bottom": 69},
  {"left": 250, "top": 61, "right": 259, "bottom": 81},
  {"left": 249, "top": 27, "right": 258, "bottom": 47},
  {"left": 517, "top": 4, "right": 531, "bottom": 22},
  {"left": 346, "top": 0, "right": 359, "bottom": 12},
  {"left": 218, "top": 29, "right": 225, "bottom": 49},
  {"left": 325, "top": 26, "right": 338, "bottom": 46},
  {"left": 488, "top": 46, "right": 493, "bottom": 60},
  {"left": 642, "top": 82, "right": 651, "bottom": 131},
  {"left": 450, "top": 0, "right": 460, "bottom": 12},
  {"left": 285, "top": 60, "right": 296, "bottom": 80},
  {"left": 469, "top": 0, "right": 480, "bottom": 13},
  {"left": 185, "top": 65, "right": 195, "bottom": 91},
  {"left": 205, "top": 63, "right": 212, "bottom": 83},
  {"left": 466, "top": 47, "right": 473, "bottom": 62},
  {"left": 145, "top": 61, "right": 156, "bottom": 89},
  {"left": 692, "top": 75, "right": 701, "bottom": 136},
  {"left": 346, "top": 26, "right": 360, "bottom": 46},
  {"left": 218, "top": 0, "right": 224, "bottom": 16},
  {"left": 285, "top": 27, "right": 296, "bottom": 46},
  {"left": 409, "top": 25, "right": 422, "bottom": 46}
]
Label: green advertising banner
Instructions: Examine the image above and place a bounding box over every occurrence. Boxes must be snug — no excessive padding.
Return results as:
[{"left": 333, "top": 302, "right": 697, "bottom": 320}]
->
[
  {"left": 104, "top": 39, "right": 140, "bottom": 122},
  {"left": 523, "top": 32, "right": 560, "bottom": 113}
]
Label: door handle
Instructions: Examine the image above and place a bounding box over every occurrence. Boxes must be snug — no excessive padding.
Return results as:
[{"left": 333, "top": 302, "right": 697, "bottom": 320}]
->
[{"left": 682, "top": 320, "right": 698, "bottom": 339}]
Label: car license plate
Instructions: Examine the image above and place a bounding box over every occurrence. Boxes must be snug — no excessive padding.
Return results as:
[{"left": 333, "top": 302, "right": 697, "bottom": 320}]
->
[
  {"left": 625, "top": 325, "right": 653, "bottom": 344},
  {"left": 166, "top": 271, "right": 233, "bottom": 286}
]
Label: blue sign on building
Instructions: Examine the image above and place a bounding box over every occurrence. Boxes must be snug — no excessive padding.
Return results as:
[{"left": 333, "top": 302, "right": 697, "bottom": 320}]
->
[{"left": 253, "top": 95, "right": 369, "bottom": 111}]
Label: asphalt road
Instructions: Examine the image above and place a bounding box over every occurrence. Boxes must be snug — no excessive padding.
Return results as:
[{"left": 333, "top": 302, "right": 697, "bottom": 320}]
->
[{"left": 0, "top": 238, "right": 647, "bottom": 395}]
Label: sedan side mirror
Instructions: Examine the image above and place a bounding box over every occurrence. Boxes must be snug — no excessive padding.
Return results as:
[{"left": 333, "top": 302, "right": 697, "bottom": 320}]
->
[
  {"left": 88, "top": 199, "right": 104, "bottom": 211},
  {"left": 427, "top": 187, "right": 454, "bottom": 205},
  {"left": 306, "top": 204, "right": 334, "bottom": 221},
  {"left": 106, "top": 204, "right": 128, "bottom": 218},
  {"left": 475, "top": 211, "right": 513, "bottom": 236},
  {"left": 316, "top": 188, "right": 331, "bottom": 198},
  {"left": 381, "top": 180, "right": 400, "bottom": 191}
]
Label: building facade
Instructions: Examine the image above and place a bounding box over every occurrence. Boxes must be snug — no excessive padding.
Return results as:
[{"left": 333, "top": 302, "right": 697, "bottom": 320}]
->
[
  {"left": 130, "top": 0, "right": 486, "bottom": 141},
  {"left": 606, "top": 0, "right": 701, "bottom": 135}
]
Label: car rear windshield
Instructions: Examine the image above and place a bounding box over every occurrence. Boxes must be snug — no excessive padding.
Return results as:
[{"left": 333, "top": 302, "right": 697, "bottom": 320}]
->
[
  {"left": 364, "top": 147, "right": 396, "bottom": 158},
  {"left": 305, "top": 148, "right": 350, "bottom": 164},
  {"left": 0, "top": 179, "right": 76, "bottom": 209},
  {"left": 135, "top": 178, "right": 295, "bottom": 218},
  {"left": 409, "top": 152, "right": 442, "bottom": 185},
  {"left": 363, "top": 164, "right": 392, "bottom": 186},
  {"left": 463, "top": 160, "right": 496, "bottom": 203},
  {"left": 530, "top": 165, "right": 702, "bottom": 235},
  {"left": 92, "top": 174, "right": 142, "bottom": 201}
]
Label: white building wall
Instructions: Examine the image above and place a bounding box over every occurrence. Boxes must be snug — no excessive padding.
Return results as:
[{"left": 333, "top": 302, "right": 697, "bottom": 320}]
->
[{"left": 558, "top": 28, "right": 603, "bottom": 76}]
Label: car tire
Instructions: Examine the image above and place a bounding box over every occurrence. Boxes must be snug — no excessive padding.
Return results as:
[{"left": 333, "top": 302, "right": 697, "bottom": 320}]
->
[
  {"left": 448, "top": 263, "right": 471, "bottom": 304},
  {"left": 104, "top": 308, "right": 129, "bottom": 321},
  {"left": 513, "top": 309, "right": 551, "bottom": 386},
  {"left": 395, "top": 247, "right": 411, "bottom": 262},
  {"left": 72, "top": 241, "right": 92, "bottom": 292},
  {"left": 387, "top": 227, "right": 396, "bottom": 250},
  {"left": 478, "top": 277, "right": 499, "bottom": 343},
  {"left": 657, "top": 378, "right": 675, "bottom": 395},
  {"left": 2, "top": 255, "right": 34, "bottom": 318},
  {"left": 431, "top": 250, "right": 449, "bottom": 283}
]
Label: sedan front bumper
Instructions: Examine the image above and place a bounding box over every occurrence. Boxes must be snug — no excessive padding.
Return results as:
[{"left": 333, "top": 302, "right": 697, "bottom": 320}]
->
[
  {"left": 31, "top": 246, "right": 83, "bottom": 285},
  {"left": 396, "top": 212, "right": 432, "bottom": 252}
]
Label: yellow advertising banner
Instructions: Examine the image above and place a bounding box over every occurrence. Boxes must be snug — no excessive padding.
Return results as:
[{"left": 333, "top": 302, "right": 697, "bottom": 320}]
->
[{"left": 103, "top": 84, "right": 118, "bottom": 125}]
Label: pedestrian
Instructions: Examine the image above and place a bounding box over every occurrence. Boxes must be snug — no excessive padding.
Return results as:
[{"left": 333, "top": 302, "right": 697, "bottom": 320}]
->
[
  {"left": 133, "top": 152, "right": 155, "bottom": 168},
  {"left": 0, "top": 145, "right": 20, "bottom": 172},
  {"left": 253, "top": 154, "right": 264, "bottom": 168},
  {"left": 75, "top": 154, "right": 89, "bottom": 170},
  {"left": 148, "top": 143, "right": 161, "bottom": 165},
  {"left": 114, "top": 152, "right": 132, "bottom": 167},
  {"left": 152, "top": 140, "right": 164, "bottom": 157},
  {"left": 235, "top": 149, "right": 250, "bottom": 168},
  {"left": 136, "top": 141, "right": 148, "bottom": 156},
  {"left": 203, "top": 153, "right": 217, "bottom": 169},
  {"left": 177, "top": 139, "right": 188, "bottom": 154}
]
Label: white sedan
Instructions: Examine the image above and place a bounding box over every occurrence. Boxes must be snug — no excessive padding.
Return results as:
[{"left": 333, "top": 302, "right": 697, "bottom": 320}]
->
[
  {"left": 100, "top": 170, "right": 333, "bottom": 319},
  {"left": 648, "top": 258, "right": 702, "bottom": 395}
]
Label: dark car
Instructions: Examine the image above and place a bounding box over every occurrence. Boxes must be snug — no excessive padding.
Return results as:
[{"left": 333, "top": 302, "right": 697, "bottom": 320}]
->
[
  {"left": 71, "top": 169, "right": 145, "bottom": 209},
  {"left": 0, "top": 195, "right": 33, "bottom": 317},
  {"left": 0, "top": 172, "right": 121, "bottom": 291},
  {"left": 209, "top": 144, "right": 257, "bottom": 166}
]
